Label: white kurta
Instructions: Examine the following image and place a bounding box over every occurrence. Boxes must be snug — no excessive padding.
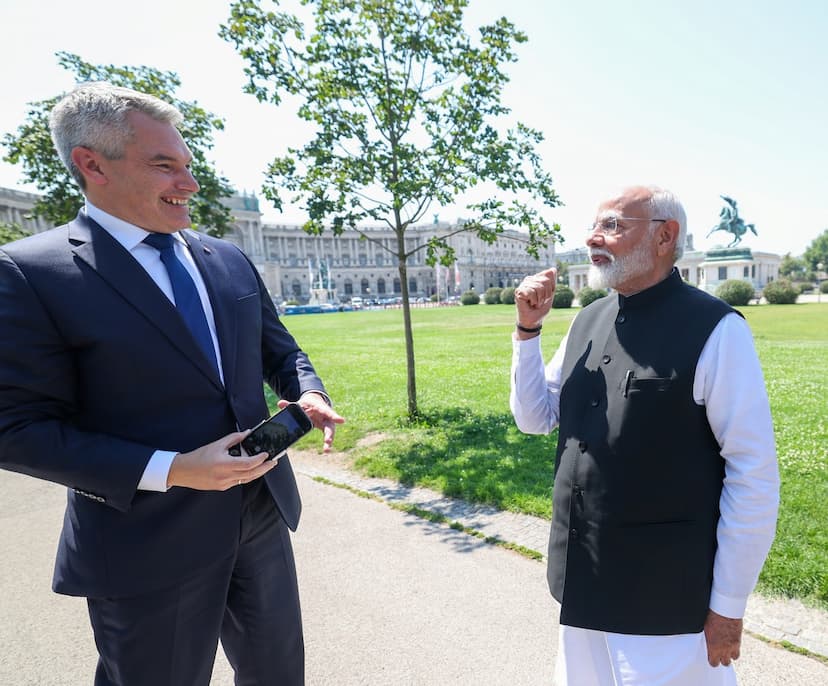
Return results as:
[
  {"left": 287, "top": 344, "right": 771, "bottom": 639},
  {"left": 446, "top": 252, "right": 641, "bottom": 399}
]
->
[{"left": 510, "top": 313, "right": 780, "bottom": 685}]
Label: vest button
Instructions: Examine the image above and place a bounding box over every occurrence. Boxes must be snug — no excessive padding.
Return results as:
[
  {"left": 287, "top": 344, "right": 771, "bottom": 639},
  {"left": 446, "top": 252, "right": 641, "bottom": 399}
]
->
[
  {"left": 602, "top": 354, "right": 611, "bottom": 364},
  {"left": 590, "top": 398, "right": 599, "bottom": 407},
  {"left": 569, "top": 528, "right": 579, "bottom": 539},
  {"left": 617, "top": 313, "right": 626, "bottom": 323},
  {"left": 578, "top": 441, "right": 588, "bottom": 452}
]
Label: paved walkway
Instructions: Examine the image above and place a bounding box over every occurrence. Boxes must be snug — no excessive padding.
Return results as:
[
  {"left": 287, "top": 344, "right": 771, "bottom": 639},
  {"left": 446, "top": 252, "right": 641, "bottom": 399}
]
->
[
  {"left": 2, "top": 455, "right": 826, "bottom": 684},
  {"left": 290, "top": 450, "right": 828, "bottom": 661}
]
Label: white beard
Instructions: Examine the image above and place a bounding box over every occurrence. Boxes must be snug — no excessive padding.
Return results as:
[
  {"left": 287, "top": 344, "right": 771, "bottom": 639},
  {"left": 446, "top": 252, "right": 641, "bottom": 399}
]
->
[{"left": 588, "top": 241, "right": 655, "bottom": 290}]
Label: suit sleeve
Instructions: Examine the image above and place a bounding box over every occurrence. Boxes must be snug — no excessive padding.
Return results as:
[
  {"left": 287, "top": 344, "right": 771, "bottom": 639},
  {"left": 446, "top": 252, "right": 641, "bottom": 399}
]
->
[
  {"left": 0, "top": 249, "right": 151, "bottom": 512},
  {"left": 246, "top": 253, "right": 328, "bottom": 402}
]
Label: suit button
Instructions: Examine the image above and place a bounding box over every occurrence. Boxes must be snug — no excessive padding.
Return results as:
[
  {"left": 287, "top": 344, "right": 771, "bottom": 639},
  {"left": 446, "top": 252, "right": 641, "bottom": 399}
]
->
[
  {"left": 617, "top": 313, "right": 626, "bottom": 324},
  {"left": 569, "top": 528, "right": 579, "bottom": 539},
  {"left": 602, "top": 354, "right": 611, "bottom": 364},
  {"left": 578, "top": 441, "right": 588, "bottom": 452},
  {"left": 590, "top": 398, "right": 599, "bottom": 407}
]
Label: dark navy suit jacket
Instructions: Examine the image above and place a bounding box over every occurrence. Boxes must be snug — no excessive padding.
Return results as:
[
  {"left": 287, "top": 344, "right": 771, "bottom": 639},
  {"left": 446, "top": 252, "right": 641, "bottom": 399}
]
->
[{"left": 0, "top": 211, "right": 326, "bottom": 598}]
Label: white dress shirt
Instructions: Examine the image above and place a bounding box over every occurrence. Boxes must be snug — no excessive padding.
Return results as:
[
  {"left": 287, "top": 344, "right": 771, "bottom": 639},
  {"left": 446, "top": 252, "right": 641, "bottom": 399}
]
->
[{"left": 85, "top": 202, "right": 224, "bottom": 491}]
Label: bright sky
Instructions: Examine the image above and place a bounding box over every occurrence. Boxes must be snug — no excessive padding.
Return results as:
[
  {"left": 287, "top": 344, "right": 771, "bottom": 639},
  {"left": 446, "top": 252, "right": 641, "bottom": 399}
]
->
[{"left": 1, "top": 0, "right": 825, "bottom": 257}]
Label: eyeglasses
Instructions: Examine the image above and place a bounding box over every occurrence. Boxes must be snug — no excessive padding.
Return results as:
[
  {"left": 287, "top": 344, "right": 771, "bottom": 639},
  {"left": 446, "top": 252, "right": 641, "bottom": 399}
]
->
[{"left": 588, "top": 216, "right": 667, "bottom": 236}]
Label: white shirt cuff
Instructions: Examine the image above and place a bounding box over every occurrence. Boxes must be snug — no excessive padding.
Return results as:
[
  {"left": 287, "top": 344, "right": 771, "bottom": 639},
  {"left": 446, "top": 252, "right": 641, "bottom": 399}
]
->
[
  {"left": 708, "top": 587, "right": 749, "bottom": 619},
  {"left": 137, "top": 450, "right": 177, "bottom": 492}
]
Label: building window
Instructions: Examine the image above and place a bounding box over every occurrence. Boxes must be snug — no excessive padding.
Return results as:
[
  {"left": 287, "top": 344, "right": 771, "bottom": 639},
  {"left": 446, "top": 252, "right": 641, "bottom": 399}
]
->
[
  {"left": 291, "top": 280, "right": 302, "bottom": 297},
  {"left": 344, "top": 279, "right": 353, "bottom": 295},
  {"left": 409, "top": 277, "right": 417, "bottom": 294},
  {"left": 681, "top": 268, "right": 689, "bottom": 281},
  {"left": 718, "top": 266, "right": 727, "bottom": 281},
  {"left": 359, "top": 254, "right": 368, "bottom": 266},
  {"left": 393, "top": 278, "right": 401, "bottom": 293},
  {"left": 751, "top": 265, "right": 756, "bottom": 278},
  {"left": 377, "top": 278, "right": 386, "bottom": 294},
  {"left": 743, "top": 266, "right": 749, "bottom": 277}
]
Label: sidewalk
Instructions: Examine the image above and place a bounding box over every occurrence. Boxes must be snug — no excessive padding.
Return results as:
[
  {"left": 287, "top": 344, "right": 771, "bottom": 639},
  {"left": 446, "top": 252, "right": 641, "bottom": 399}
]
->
[
  {"left": 289, "top": 449, "right": 828, "bottom": 661},
  {"left": 2, "top": 459, "right": 826, "bottom": 684}
]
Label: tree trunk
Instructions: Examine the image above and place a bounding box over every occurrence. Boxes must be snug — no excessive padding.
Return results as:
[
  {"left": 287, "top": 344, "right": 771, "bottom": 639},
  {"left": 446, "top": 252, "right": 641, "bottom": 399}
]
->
[{"left": 396, "top": 230, "right": 418, "bottom": 419}]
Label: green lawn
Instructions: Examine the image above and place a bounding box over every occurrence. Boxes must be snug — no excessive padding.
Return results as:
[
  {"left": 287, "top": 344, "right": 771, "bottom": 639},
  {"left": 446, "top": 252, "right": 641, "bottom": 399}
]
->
[{"left": 273, "top": 301, "right": 828, "bottom": 608}]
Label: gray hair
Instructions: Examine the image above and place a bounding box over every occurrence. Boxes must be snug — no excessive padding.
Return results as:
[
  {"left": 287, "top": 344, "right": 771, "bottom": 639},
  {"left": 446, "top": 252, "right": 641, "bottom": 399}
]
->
[
  {"left": 645, "top": 185, "right": 687, "bottom": 262},
  {"left": 49, "top": 82, "right": 183, "bottom": 189}
]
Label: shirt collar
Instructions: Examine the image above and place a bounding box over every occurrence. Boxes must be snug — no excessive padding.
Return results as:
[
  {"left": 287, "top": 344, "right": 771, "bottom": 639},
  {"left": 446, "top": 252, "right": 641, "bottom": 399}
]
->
[{"left": 84, "top": 201, "right": 187, "bottom": 252}]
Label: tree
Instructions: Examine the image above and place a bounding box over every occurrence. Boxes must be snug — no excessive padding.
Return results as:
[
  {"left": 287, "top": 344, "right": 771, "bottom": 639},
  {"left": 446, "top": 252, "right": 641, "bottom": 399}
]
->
[
  {"left": 0, "top": 222, "right": 30, "bottom": 246},
  {"left": 221, "top": 0, "right": 561, "bottom": 417},
  {"left": 555, "top": 259, "right": 569, "bottom": 285},
  {"left": 778, "top": 253, "right": 810, "bottom": 281},
  {"left": 803, "top": 229, "right": 828, "bottom": 273},
  {"left": 2, "top": 52, "right": 234, "bottom": 236}
]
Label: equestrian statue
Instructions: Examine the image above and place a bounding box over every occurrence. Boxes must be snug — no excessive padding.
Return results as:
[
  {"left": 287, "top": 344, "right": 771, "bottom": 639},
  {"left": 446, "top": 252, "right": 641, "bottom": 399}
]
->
[{"left": 707, "top": 195, "right": 757, "bottom": 247}]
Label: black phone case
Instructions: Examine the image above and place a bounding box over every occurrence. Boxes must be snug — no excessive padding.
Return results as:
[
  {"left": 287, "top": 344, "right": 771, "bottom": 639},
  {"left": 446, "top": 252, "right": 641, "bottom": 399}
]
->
[{"left": 229, "top": 404, "right": 313, "bottom": 459}]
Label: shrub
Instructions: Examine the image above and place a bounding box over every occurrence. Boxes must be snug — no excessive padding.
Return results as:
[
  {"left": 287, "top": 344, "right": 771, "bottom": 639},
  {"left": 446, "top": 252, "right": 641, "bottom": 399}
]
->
[
  {"left": 577, "top": 286, "right": 608, "bottom": 308},
  {"left": 460, "top": 289, "right": 480, "bottom": 305},
  {"left": 821, "top": 281, "right": 828, "bottom": 294},
  {"left": 552, "top": 284, "right": 574, "bottom": 308},
  {"left": 715, "top": 279, "right": 755, "bottom": 306},
  {"left": 500, "top": 287, "right": 516, "bottom": 305},
  {"left": 484, "top": 287, "right": 503, "bottom": 304},
  {"left": 285, "top": 299, "right": 300, "bottom": 306},
  {"left": 763, "top": 279, "right": 798, "bottom": 304},
  {"left": 794, "top": 282, "right": 813, "bottom": 294}
]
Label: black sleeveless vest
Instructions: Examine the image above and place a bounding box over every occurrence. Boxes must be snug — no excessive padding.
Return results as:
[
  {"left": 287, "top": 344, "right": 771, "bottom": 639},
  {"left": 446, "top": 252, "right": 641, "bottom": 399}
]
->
[{"left": 548, "top": 269, "right": 737, "bottom": 634}]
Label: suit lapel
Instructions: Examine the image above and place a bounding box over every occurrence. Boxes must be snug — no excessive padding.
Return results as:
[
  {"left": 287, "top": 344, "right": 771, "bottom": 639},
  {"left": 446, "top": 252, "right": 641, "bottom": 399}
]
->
[
  {"left": 183, "top": 230, "right": 237, "bottom": 392},
  {"left": 68, "top": 214, "right": 223, "bottom": 390}
]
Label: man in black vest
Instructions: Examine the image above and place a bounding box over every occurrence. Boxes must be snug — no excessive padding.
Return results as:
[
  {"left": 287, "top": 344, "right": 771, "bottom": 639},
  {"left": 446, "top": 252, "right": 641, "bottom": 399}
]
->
[{"left": 510, "top": 186, "right": 779, "bottom": 685}]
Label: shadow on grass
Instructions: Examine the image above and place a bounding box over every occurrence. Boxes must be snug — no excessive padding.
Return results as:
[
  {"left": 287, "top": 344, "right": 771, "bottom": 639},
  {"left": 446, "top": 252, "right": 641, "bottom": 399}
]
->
[{"left": 353, "top": 407, "right": 557, "bottom": 519}]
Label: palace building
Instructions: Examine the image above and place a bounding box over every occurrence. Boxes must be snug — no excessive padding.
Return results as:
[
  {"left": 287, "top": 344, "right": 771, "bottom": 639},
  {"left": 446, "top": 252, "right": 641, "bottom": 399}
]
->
[{"left": 0, "top": 186, "right": 556, "bottom": 302}]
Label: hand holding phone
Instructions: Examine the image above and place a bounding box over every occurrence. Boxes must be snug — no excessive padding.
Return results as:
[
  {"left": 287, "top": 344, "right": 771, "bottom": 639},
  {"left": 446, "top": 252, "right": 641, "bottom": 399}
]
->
[{"left": 228, "top": 403, "right": 313, "bottom": 461}]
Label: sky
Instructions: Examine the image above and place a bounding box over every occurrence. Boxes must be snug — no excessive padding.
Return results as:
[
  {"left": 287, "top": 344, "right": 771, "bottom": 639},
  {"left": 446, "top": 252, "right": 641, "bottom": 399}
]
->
[{"left": 1, "top": 0, "right": 826, "bottom": 257}]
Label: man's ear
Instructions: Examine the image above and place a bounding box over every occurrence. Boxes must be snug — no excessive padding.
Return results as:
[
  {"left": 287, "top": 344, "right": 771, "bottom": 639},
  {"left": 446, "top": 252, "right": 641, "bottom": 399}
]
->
[
  {"left": 70, "top": 147, "right": 108, "bottom": 187},
  {"left": 656, "top": 219, "right": 680, "bottom": 257}
]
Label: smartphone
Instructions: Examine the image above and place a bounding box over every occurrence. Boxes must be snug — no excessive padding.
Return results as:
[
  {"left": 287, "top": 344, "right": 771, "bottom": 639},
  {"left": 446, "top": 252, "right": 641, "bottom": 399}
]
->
[{"left": 229, "top": 403, "right": 313, "bottom": 461}]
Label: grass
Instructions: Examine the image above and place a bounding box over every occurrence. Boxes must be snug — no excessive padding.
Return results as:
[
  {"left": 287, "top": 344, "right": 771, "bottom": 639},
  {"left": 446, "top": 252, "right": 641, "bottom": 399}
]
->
[{"left": 271, "top": 301, "right": 828, "bottom": 609}]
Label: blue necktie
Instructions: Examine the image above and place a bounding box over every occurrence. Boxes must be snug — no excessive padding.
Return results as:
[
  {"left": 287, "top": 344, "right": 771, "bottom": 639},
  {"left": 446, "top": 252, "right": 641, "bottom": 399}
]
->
[{"left": 143, "top": 232, "right": 219, "bottom": 373}]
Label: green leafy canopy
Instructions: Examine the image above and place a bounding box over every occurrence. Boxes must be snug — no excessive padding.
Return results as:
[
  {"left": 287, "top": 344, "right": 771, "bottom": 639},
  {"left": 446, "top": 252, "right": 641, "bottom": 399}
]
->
[
  {"left": 220, "top": 0, "right": 562, "bottom": 264},
  {"left": 2, "top": 52, "right": 234, "bottom": 236}
]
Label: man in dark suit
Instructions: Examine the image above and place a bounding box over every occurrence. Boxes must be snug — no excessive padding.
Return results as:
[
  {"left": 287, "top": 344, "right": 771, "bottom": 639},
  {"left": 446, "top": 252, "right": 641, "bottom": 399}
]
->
[{"left": 0, "top": 82, "right": 344, "bottom": 685}]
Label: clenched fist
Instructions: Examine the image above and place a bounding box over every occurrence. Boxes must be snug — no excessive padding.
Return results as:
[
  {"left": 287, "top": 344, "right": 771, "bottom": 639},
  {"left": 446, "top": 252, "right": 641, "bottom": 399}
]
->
[{"left": 514, "top": 268, "right": 557, "bottom": 337}]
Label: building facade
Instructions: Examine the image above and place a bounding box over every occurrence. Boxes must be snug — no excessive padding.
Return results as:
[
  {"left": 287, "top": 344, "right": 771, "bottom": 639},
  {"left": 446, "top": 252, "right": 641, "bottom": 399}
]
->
[{"left": 0, "top": 186, "right": 556, "bottom": 302}]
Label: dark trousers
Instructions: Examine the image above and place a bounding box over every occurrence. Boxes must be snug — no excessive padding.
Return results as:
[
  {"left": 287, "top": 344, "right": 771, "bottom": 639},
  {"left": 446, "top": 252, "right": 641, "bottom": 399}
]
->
[{"left": 87, "top": 481, "right": 304, "bottom": 686}]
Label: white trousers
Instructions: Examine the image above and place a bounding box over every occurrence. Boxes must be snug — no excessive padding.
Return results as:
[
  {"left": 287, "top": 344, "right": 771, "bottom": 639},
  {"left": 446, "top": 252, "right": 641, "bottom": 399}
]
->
[{"left": 554, "top": 625, "right": 738, "bottom": 686}]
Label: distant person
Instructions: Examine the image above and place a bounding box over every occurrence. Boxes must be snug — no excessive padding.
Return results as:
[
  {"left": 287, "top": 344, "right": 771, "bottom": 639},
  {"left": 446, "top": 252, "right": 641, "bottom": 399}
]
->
[
  {"left": 0, "top": 82, "right": 344, "bottom": 685},
  {"left": 510, "top": 185, "right": 779, "bottom": 685}
]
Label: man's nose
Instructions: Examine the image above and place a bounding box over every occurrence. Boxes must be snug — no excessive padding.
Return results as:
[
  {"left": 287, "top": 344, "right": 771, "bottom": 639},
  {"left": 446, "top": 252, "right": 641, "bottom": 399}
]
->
[
  {"left": 178, "top": 167, "right": 200, "bottom": 193},
  {"left": 585, "top": 227, "right": 604, "bottom": 247}
]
